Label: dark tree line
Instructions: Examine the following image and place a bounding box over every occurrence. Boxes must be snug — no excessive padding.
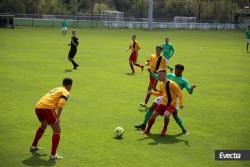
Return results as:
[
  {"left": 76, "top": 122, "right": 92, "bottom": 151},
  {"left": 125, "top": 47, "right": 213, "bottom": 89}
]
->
[{"left": 0, "top": 0, "right": 249, "bottom": 21}]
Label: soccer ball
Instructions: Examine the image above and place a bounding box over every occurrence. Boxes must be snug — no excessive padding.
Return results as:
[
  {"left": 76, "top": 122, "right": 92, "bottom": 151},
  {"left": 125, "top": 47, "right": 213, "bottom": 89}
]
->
[{"left": 114, "top": 127, "right": 124, "bottom": 138}]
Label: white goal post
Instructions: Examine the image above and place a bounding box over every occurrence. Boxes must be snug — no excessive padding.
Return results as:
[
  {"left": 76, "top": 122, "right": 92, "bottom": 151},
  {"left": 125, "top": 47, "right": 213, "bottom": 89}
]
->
[
  {"left": 101, "top": 10, "right": 124, "bottom": 22},
  {"left": 173, "top": 16, "right": 196, "bottom": 23}
]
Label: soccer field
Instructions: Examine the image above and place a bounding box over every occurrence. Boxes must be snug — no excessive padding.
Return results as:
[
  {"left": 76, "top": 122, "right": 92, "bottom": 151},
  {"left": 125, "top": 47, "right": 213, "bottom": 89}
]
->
[{"left": 0, "top": 27, "right": 249, "bottom": 167}]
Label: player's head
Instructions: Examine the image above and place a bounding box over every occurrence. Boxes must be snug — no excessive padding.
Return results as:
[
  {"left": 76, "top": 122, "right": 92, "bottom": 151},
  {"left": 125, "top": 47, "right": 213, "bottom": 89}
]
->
[
  {"left": 72, "top": 30, "right": 76, "bottom": 37},
  {"left": 132, "top": 35, "right": 136, "bottom": 41},
  {"left": 156, "top": 46, "right": 163, "bottom": 56},
  {"left": 165, "top": 36, "right": 170, "bottom": 43},
  {"left": 63, "top": 77, "right": 73, "bottom": 91},
  {"left": 175, "top": 64, "right": 184, "bottom": 76},
  {"left": 157, "top": 69, "right": 167, "bottom": 81}
]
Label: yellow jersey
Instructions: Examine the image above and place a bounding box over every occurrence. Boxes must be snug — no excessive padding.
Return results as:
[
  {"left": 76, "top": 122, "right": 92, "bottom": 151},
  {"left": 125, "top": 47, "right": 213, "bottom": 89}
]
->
[
  {"left": 153, "top": 80, "right": 184, "bottom": 107},
  {"left": 147, "top": 54, "right": 167, "bottom": 72},
  {"left": 35, "top": 86, "right": 70, "bottom": 110},
  {"left": 129, "top": 41, "right": 140, "bottom": 53}
]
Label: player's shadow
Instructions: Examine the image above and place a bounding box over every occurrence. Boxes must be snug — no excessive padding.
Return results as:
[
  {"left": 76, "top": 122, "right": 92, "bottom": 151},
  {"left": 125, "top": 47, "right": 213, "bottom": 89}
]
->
[
  {"left": 22, "top": 152, "right": 56, "bottom": 166},
  {"left": 125, "top": 72, "right": 135, "bottom": 76},
  {"left": 138, "top": 133, "right": 190, "bottom": 146},
  {"left": 64, "top": 69, "right": 73, "bottom": 73}
]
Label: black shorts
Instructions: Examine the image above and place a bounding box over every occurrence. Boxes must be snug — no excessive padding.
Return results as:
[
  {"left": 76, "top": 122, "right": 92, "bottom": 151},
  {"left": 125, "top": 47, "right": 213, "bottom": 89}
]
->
[{"left": 68, "top": 48, "right": 77, "bottom": 59}]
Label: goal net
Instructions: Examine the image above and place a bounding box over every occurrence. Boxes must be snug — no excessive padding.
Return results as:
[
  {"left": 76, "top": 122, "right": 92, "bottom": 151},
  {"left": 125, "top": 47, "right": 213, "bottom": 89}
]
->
[
  {"left": 101, "top": 10, "right": 124, "bottom": 22},
  {"left": 0, "top": 15, "right": 15, "bottom": 28},
  {"left": 173, "top": 16, "right": 196, "bottom": 23}
]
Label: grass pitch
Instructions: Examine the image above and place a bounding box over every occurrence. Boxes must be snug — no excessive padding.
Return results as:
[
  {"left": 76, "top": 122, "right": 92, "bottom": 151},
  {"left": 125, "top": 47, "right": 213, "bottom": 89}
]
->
[{"left": 0, "top": 27, "right": 249, "bottom": 167}]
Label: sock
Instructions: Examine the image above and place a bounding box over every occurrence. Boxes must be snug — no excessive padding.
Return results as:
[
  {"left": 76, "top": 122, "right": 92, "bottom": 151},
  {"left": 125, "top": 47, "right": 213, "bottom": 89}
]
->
[
  {"left": 145, "top": 117, "right": 155, "bottom": 133},
  {"left": 161, "top": 118, "right": 169, "bottom": 134},
  {"left": 163, "top": 118, "right": 170, "bottom": 129},
  {"left": 51, "top": 132, "right": 60, "bottom": 156},
  {"left": 134, "top": 63, "right": 142, "bottom": 68},
  {"left": 71, "top": 60, "right": 78, "bottom": 68},
  {"left": 143, "top": 108, "right": 153, "bottom": 125},
  {"left": 129, "top": 62, "right": 135, "bottom": 72},
  {"left": 32, "top": 127, "right": 45, "bottom": 146},
  {"left": 175, "top": 116, "right": 185, "bottom": 130},
  {"left": 144, "top": 94, "right": 151, "bottom": 104}
]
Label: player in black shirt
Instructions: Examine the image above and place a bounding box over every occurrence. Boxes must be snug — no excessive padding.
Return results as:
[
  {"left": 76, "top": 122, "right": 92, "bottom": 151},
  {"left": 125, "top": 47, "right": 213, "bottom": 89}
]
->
[{"left": 68, "top": 30, "right": 79, "bottom": 70}]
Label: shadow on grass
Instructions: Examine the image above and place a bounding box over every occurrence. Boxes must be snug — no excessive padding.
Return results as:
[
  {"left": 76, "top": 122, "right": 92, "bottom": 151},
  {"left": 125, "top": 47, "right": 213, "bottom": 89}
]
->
[
  {"left": 114, "top": 136, "right": 123, "bottom": 140},
  {"left": 64, "top": 69, "right": 73, "bottom": 73},
  {"left": 138, "top": 133, "right": 190, "bottom": 146},
  {"left": 22, "top": 152, "right": 56, "bottom": 166},
  {"left": 125, "top": 72, "right": 135, "bottom": 76}
]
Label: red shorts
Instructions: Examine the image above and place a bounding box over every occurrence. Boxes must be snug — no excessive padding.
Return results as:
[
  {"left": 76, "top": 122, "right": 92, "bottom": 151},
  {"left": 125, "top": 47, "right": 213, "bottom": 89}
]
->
[
  {"left": 155, "top": 104, "right": 176, "bottom": 116},
  {"left": 150, "top": 76, "right": 158, "bottom": 87},
  {"left": 129, "top": 52, "right": 138, "bottom": 62},
  {"left": 35, "top": 108, "right": 57, "bottom": 125}
]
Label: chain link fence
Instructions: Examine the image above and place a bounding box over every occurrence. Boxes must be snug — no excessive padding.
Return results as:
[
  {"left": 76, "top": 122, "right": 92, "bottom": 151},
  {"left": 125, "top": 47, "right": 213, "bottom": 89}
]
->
[{"left": 1, "top": 13, "right": 248, "bottom": 29}]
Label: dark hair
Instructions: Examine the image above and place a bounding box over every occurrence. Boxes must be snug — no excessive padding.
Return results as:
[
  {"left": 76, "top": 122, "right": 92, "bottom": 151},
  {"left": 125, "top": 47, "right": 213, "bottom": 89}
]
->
[
  {"left": 132, "top": 34, "right": 136, "bottom": 38},
  {"left": 156, "top": 46, "right": 163, "bottom": 51},
  {"left": 175, "top": 64, "right": 184, "bottom": 71},
  {"left": 63, "top": 77, "right": 73, "bottom": 86}
]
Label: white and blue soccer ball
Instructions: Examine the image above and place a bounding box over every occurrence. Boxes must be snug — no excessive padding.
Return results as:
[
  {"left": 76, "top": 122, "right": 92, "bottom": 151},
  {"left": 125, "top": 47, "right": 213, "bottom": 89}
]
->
[{"left": 114, "top": 127, "right": 124, "bottom": 138}]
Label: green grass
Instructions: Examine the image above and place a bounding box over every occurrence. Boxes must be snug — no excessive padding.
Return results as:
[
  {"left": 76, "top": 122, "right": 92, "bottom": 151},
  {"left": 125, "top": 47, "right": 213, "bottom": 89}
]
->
[{"left": 0, "top": 27, "right": 249, "bottom": 167}]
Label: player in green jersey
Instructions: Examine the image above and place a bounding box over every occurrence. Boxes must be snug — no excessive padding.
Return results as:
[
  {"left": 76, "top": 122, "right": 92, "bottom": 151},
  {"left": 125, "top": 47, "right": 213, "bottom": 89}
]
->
[
  {"left": 162, "top": 36, "right": 175, "bottom": 72},
  {"left": 61, "top": 19, "right": 68, "bottom": 36},
  {"left": 246, "top": 25, "right": 250, "bottom": 53},
  {"left": 135, "top": 64, "right": 196, "bottom": 134}
]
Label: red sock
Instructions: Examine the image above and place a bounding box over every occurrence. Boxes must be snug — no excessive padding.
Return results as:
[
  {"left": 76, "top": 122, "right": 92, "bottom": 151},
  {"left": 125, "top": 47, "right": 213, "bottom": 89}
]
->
[
  {"left": 51, "top": 132, "right": 60, "bottom": 156},
  {"left": 161, "top": 118, "right": 169, "bottom": 135},
  {"left": 145, "top": 118, "right": 155, "bottom": 133},
  {"left": 134, "top": 63, "right": 142, "bottom": 68},
  {"left": 144, "top": 94, "right": 151, "bottom": 104},
  {"left": 32, "top": 127, "right": 45, "bottom": 146},
  {"left": 129, "top": 62, "right": 135, "bottom": 73}
]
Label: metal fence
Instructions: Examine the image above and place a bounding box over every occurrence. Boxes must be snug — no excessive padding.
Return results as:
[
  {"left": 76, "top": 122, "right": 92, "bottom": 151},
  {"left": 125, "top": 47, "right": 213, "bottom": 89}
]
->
[{"left": 1, "top": 13, "right": 248, "bottom": 30}]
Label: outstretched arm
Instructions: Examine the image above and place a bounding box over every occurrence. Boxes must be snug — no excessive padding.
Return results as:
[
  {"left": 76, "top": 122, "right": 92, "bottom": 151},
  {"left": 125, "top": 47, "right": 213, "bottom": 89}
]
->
[{"left": 184, "top": 80, "right": 196, "bottom": 94}]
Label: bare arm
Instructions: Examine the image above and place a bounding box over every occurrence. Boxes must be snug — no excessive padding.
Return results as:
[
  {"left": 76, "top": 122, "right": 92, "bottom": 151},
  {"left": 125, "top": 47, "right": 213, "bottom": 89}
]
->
[{"left": 56, "top": 106, "right": 63, "bottom": 122}]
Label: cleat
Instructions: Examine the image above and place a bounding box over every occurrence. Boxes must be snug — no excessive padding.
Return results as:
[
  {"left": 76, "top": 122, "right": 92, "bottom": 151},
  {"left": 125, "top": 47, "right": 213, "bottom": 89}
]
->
[
  {"left": 139, "top": 103, "right": 146, "bottom": 108},
  {"left": 73, "top": 64, "right": 79, "bottom": 70},
  {"left": 30, "top": 146, "right": 43, "bottom": 152},
  {"left": 182, "top": 129, "right": 189, "bottom": 135},
  {"left": 143, "top": 130, "right": 150, "bottom": 135},
  {"left": 138, "top": 105, "right": 146, "bottom": 112},
  {"left": 134, "top": 124, "right": 146, "bottom": 130},
  {"left": 50, "top": 154, "right": 63, "bottom": 160}
]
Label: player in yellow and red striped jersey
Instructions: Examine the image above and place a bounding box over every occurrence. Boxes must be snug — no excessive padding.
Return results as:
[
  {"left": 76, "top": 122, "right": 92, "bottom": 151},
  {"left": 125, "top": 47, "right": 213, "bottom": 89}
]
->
[
  {"left": 140, "top": 46, "right": 167, "bottom": 107},
  {"left": 30, "top": 78, "right": 73, "bottom": 160},
  {"left": 144, "top": 69, "right": 184, "bottom": 136},
  {"left": 127, "top": 35, "right": 144, "bottom": 73}
]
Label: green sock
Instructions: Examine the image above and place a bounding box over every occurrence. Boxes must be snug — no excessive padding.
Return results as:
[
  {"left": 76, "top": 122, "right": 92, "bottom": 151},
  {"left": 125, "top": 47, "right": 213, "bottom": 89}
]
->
[
  {"left": 175, "top": 117, "right": 185, "bottom": 130},
  {"left": 143, "top": 108, "right": 152, "bottom": 125}
]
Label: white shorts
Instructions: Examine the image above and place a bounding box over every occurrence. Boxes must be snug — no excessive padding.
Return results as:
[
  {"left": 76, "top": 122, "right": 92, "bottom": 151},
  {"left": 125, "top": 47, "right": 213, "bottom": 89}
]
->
[
  {"left": 153, "top": 96, "right": 163, "bottom": 105},
  {"left": 165, "top": 58, "right": 169, "bottom": 64},
  {"left": 247, "top": 38, "right": 250, "bottom": 43},
  {"left": 61, "top": 27, "right": 67, "bottom": 32},
  {"left": 153, "top": 96, "right": 178, "bottom": 109},
  {"left": 176, "top": 98, "right": 179, "bottom": 110}
]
